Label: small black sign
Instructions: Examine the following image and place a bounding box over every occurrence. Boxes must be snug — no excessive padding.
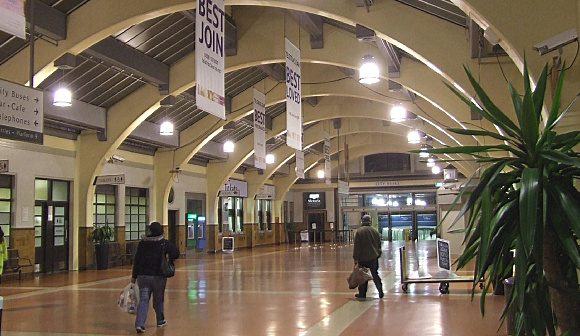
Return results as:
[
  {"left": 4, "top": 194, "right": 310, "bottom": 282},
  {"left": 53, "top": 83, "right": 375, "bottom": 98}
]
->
[
  {"left": 437, "top": 238, "right": 451, "bottom": 271},
  {"left": 222, "top": 237, "right": 234, "bottom": 253},
  {"left": 303, "top": 192, "right": 326, "bottom": 210}
]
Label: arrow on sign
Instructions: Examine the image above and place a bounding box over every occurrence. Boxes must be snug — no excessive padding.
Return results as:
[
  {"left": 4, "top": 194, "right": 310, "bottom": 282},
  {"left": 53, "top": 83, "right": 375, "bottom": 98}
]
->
[
  {"left": 34, "top": 109, "right": 39, "bottom": 115},
  {"left": 34, "top": 121, "right": 38, "bottom": 127},
  {"left": 34, "top": 97, "right": 39, "bottom": 103}
]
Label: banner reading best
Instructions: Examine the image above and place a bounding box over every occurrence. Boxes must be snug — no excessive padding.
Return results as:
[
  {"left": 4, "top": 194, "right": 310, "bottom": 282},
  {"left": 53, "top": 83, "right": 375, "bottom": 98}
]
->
[
  {"left": 196, "top": 0, "right": 226, "bottom": 119},
  {"left": 324, "top": 132, "right": 331, "bottom": 185},
  {"left": 285, "top": 38, "right": 302, "bottom": 150},
  {"left": 253, "top": 89, "right": 266, "bottom": 170}
]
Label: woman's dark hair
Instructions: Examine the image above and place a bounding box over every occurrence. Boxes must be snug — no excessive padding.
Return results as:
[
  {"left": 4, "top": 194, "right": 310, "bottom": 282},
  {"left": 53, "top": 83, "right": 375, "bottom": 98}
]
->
[
  {"left": 148, "top": 222, "right": 164, "bottom": 237},
  {"left": 0, "top": 226, "right": 4, "bottom": 244}
]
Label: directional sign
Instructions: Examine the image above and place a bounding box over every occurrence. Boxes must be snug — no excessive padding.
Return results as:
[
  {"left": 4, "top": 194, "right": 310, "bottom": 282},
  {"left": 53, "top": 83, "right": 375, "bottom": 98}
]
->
[
  {"left": 0, "top": 160, "right": 8, "bottom": 173},
  {"left": 93, "top": 174, "right": 125, "bottom": 185},
  {"left": 0, "top": 78, "right": 43, "bottom": 144}
]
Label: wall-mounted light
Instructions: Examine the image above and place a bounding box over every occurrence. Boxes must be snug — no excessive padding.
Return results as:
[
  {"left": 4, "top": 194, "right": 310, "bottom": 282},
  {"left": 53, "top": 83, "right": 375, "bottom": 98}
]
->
[
  {"left": 390, "top": 105, "right": 406, "bottom": 122},
  {"left": 407, "top": 130, "right": 421, "bottom": 144},
  {"left": 223, "top": 140, "right": 235, "bottom": 153},
  {"left": 159, "top": 121, "right": 174, "bottom": 135},
  {"left": 432, "top": 165, "right": 441, "bottom": 174},
  {"left": 359, "top": 54, "right": 380, "bottom": 84},
  {"left": 265, "top": 153, "right": 275, "bottom": 164},
  {"left": 317, "top": 170, "right": 325, "bottom": 178}
]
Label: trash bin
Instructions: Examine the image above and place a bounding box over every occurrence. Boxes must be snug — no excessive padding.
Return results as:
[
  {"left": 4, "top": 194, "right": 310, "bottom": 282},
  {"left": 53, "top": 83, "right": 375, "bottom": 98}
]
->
[
  {"left": 503, "top": 277, "right": 515, "bottom": 335},
  {"left": 300, "top": 230, "right": 308, "bottom": 242}
]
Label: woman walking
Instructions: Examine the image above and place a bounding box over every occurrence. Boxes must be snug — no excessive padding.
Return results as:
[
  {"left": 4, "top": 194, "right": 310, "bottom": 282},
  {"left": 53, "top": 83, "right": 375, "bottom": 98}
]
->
[{"left": 131, "top": 222, "right": 179, "bottom": 333}]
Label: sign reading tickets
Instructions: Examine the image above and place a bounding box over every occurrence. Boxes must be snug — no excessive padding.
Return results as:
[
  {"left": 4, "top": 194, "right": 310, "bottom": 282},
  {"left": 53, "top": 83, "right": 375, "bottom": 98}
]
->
[
  {"left": 0, "top": 78, "right": 43, "bottom": 144},
  {"left": 0, "top": 0, "right": 25, "bottom": 39},
  {"left": 324, "top": 132, "right": 331, "bottom": 185},
  {"left": 285, "top": 38, "right": 302, "bottom": 150},
  {"left": 253, "top": 89, "right": 266, "bottom": 169},
  {"left": 195, "top": 0, "right": 226, "bottom": 119},
  {"left": 295, "top": 150, "right": 305, "bottom": 179}
]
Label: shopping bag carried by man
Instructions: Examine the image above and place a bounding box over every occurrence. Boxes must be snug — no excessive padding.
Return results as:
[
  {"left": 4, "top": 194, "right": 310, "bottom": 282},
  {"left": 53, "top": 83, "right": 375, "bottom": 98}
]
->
[
  {"left": 347, "top": 264, "right": 373, "bottom": 289},
  {"left": 118, "top": 282, "right": 139, "bottom": 314}
]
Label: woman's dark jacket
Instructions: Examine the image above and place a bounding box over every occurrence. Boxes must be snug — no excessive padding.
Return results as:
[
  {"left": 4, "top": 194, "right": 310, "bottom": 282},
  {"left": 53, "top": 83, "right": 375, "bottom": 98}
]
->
[{"left": 132, "top": 235, "right": 180, "bottom": 278}]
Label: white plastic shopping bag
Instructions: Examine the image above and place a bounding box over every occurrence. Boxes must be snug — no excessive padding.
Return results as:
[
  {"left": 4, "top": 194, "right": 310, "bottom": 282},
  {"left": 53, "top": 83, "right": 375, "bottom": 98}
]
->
[{"left": 117, "top": 283, "right": 140, "bottom": 314}]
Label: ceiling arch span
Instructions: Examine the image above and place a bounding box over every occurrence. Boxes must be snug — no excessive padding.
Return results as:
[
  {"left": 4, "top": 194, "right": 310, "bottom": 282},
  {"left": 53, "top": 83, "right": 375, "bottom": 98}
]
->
[
  {"left": 273, "top": 133, "right": 422, "bottom": 202},
  {"left": 245, "top": 117, "right": 474, "bottom": 201}
]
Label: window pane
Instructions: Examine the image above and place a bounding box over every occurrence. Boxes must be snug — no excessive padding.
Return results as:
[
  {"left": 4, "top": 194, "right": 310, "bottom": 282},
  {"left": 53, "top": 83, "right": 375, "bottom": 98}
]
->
[
  {"left": 54, "top": 207, "right": 65, "bottom": 216},
  {"left": 0, "top": 212, "right": 10, "bottom": 225},
  {"left": 0, "top": 201, "right": 10, "bottom": 212},
  {"left": 35, "top": 179, "right": 49, "bottom": 200},
  {"left": 96, "top": 194, "right": 106, "bottom": 203},
  {"left": 52, "top": 181, "right": 68, "bottom": 201},
  {"left": 139, "top": 215, "right": 146, "bottom": 223},
  {"left": 139, "top": 197, "right": 147, "bottom": 206},
  {"left": 35, "top": 237, "right": 42, "bottom": 247},
  {"left": 0, "top": 188, "right": 10, "bottom": 199},
  {"left": 106, "top": 205, "right": 115, "bottom": 214},
  {"left": 106, "top": 215, "right": 115, "bottom": 225},
  {"left": 106, "top": 194, "right": 115, "bottom": 203}
]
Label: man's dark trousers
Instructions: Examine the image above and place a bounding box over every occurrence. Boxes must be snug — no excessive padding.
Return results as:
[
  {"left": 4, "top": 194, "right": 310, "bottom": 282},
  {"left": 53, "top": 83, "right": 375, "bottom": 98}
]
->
[{"left": 357, "top": 258, "right": 383, "bottom": 298}]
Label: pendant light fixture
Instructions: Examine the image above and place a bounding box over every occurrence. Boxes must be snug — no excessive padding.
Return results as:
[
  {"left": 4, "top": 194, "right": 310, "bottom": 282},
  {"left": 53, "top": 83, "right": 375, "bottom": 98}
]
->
[
  {"left": 223, "top": 140, "right": 235, "bottom": 153},
  {"left": 390, "top": 105, "right": 406, "bottom": 122},
  {"left": 265, "top": 153, "right": 275, "bottom": 164},
  {"left": 317, "top": 170, "right": 325, "bottom": 178},
  {"left": 407, "top": 130, "right": 421, "bottom": 144},
  {"left": 419, "top": 144, "right": 430, "bottom": 158},
  {"left": 159, "top": 96, "right": 176, "bottom": 135},
  {"left": 52, "top": 54, "right": 76, "bottom": 107},
  {"left": 159, "top": 121, "right": 174, "bottom": 135},
  {"left": 427, "top": 156, "right": 436, "bottom": 167},
  {"left": 53, "top": 87, "right": 72, "bottom": 107},
  {"left": 359, "top": 54, "right": 380, "bottom": 84},
  {"left": 431, "top": 165, "right": 441, "bottom": 174}
]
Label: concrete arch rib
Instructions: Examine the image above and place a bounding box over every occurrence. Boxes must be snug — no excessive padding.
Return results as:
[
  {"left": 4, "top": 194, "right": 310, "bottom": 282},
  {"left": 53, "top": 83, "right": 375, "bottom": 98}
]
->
[{"left": 245, "top": 117, "right": 474, "bottom": 200}]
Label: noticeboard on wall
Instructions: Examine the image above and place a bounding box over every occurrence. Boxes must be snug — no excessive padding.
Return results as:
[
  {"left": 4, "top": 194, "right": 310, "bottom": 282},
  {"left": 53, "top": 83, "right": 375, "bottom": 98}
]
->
[{"left": 303, "top": 192, "right": 326, "bottom": 210}]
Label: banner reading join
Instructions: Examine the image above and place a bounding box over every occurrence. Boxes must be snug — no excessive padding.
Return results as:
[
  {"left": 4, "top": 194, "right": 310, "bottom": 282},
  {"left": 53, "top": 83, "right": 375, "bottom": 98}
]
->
[
  {"left": 196, "top": 0, "right": 226, "bottom": 119},
  {"left": 285, "top": 38, "right": 302, "bottom": 150},
  {"left": 253, "top": 89, "right": 266, "bottom": 170}
]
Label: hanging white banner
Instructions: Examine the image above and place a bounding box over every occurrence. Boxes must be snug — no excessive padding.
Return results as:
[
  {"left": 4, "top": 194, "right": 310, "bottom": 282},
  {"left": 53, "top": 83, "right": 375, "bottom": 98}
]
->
[
  {"left": 324, "top": 132, "right": 331, "bottom": 185},
  {"left": 0, "top": 0, "right": 25, "bottom": 40},
  {"left": 253, "top": 89, "right": 267, "bottom": 169},
  {"left": 195, "top": 0, "right": 226, "bottom": 119},
  {"left": 285, "top": 38, "right": 302, "bottom": 150},
  {"left": 295, "top": 150, "right": 305, "bottom": 179}
]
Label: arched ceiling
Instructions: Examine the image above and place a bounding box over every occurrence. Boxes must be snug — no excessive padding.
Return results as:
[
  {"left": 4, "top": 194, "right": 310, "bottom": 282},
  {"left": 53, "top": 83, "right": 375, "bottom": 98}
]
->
[{"left": 0, "top": 0, "right": 577, "bottom": 195}]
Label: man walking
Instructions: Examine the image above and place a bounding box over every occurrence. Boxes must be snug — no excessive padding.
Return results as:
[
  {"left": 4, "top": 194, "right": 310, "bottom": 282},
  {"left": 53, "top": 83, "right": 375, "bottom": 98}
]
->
[{"left": 353, "top": 214, "right": 384, "bottom": 298}]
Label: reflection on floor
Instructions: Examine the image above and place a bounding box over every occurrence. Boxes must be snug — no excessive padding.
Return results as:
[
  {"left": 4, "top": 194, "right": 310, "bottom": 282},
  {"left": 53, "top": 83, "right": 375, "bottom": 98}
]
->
[{"left": 1, "top": 240, "right": 508, "bottom": 335}]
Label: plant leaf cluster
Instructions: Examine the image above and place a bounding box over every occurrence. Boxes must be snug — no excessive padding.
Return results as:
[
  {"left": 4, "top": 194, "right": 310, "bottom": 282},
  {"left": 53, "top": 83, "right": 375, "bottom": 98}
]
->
[
  {"left": 413, "top": 60, "right": 580, "bottom": 335},
  {"left": 92, "top": 224, "right": 114, "bottom": 244}
]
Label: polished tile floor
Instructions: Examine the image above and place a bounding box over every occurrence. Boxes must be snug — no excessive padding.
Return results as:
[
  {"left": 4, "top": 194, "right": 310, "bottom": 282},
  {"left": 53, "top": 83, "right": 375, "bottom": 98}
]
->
[{"left": 1, "top": 240, "right": 509, "bottom": 335}]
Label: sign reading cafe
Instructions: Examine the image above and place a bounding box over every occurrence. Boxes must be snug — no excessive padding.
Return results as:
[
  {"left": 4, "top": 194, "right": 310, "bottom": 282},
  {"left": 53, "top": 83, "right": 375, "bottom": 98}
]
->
[{"left": 195, "top": 0, "right": 226, "bottom": 119}]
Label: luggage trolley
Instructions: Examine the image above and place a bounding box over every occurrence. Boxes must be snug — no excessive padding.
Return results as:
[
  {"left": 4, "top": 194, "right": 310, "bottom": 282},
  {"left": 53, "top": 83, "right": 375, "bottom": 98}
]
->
[{"left": 399, "top": 244, "right": 477, "bottom": 294}]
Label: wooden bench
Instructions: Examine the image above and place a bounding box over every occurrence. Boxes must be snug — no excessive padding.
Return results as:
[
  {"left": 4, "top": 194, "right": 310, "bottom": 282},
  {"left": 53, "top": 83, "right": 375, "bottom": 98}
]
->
[{"left": 5, "top": 249, "right": 33, "bottom": 280}]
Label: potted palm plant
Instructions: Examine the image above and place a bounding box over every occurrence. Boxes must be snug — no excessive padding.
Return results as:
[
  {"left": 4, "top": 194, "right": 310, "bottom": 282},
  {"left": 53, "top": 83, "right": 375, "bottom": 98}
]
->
[
  {"left": 92, "top": 223, "right": 114, "bottom": 270},
  {"left": 417, "top": 60, "right": 580, "bottom": 335}
]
